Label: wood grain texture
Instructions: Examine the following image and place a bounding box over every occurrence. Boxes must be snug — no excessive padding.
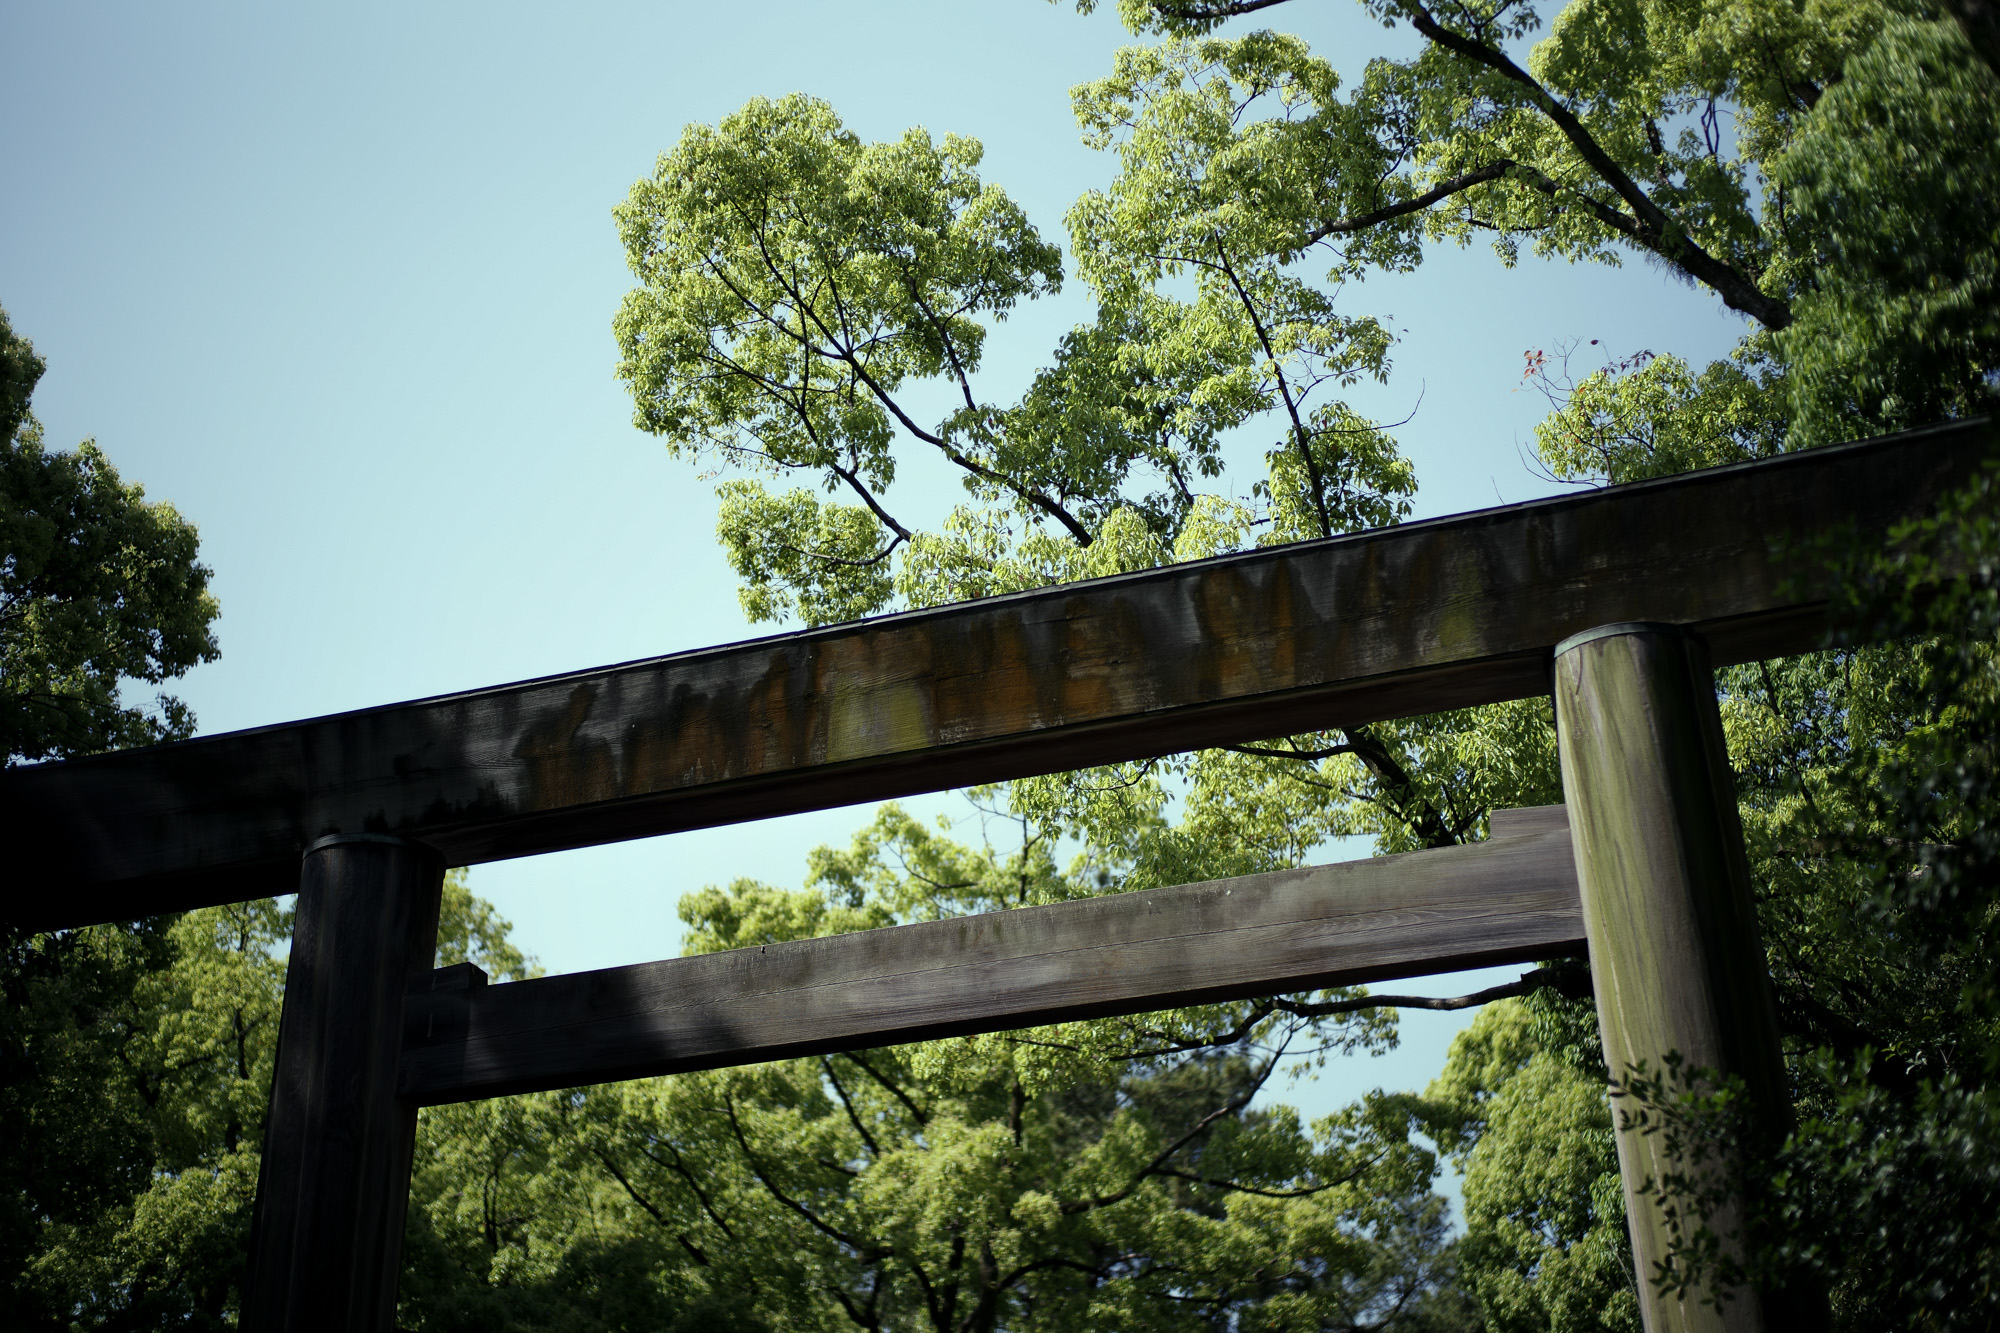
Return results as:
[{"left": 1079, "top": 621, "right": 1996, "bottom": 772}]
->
[
  {"left": 400, "top": 805, "right": 1581, "bottom": 1104},
  {"left": 5, "top": 419, "right": 1991, "bottom": 930},
  {"left": 1554, "top": 629, "right": 1797, "bottom": 1333},
  {"left": 244, "top": 837, "right": 443, "bottom": 1333}
]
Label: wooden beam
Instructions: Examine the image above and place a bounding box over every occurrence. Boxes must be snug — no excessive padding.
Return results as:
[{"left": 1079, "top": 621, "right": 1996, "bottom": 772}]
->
[
  {"left": 5, "top": 420, "right": 1991, "bottom": 930},
  {"left": 400, "top": 806, "right": 1582, "bottom": 1104}
]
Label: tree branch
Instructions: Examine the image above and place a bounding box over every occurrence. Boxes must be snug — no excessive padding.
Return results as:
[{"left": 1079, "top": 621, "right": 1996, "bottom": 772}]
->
[
  {"left": 1151, "top": 1146, "right": 1387, "bottom": 1199},
  {"left": 775, "top": 531, "right": 907, "bottom": 572},
  {"left": 1276, "top": 965, "right": 1593, "bottom": 1021},
  {"left": 722, "top": 1093, "right": 882, "bottom": 1255},
  {"left": 823, "top": 1056, "right": 884, "bottom": 1157},
  {"left": 838, "top": 1050, "right": 930, "bottom": 1128},
  {"left": 594, "top": 1149, "right": 712, "bottom": 1265},
  {"left": 1401, "top": 1, "right": 1792, "bottom": 329},
  {"left": 634, "top": 1138, "right": 738, "bottom": 1239},
  {"left": 1149, "top": 0, "right": 1297, "bottom": 24},
  {"left": 1339, "top": 724, "right": 1462, "bottom": 848},
  {"left": 827, "top": 461, "right": 915, "bottom": 544},
  {"left": 1303, "top": 161, "right": 1513, "bottom": 244},
  {"left": 1060, "top": 1054, "right": 1277, "bottom": 1215},
  {"left": 786, "top": 244, "right": 1096, "bottom": 546},
  {"left": 1222, "top": 740, "right": 1359, "bottom": 762},
  {"left": 1210, "top": 241, "right": 1334, "bottom": 537}
]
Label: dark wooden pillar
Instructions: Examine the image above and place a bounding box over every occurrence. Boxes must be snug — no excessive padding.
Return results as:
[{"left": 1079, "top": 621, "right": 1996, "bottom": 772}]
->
[
  {"left": 246, "top": 834, "right": 444, "bottom": 1333},
  {"left": 1553, "top": 624, "right": 1791, "bottom": 1333}
]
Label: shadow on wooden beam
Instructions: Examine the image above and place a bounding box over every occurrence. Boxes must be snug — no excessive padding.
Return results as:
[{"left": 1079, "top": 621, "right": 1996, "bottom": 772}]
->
[{"left": 401, "top": 807, "right": 1583, "bottom": 1103}]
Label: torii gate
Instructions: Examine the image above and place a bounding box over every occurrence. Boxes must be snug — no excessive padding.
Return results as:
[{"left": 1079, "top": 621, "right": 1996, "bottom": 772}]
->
[{"left": 5, "top": 419, "right": 1992, "bottom": 1333}]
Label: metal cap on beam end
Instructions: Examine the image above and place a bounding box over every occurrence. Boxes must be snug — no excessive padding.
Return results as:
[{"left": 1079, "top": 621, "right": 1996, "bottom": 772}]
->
[
  {"left": 1553, "top": 621, "right": 1695, "bottom": 660},
  {"left": 304, "top": 831, "right": 439, "bottom": 859}
]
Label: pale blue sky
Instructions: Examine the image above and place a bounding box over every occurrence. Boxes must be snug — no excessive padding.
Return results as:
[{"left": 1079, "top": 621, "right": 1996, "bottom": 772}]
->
[{"left": 3, "top": 1, "right": 1750, "bottom": 1172}]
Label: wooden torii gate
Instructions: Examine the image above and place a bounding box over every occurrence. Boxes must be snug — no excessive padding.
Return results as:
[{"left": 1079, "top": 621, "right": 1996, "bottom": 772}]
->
[{"left": 4, "top": 420, "right": 1992, "bottom": 1333}]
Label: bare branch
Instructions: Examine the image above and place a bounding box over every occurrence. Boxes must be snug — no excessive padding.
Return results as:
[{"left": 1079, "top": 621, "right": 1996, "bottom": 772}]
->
[
  {"left": 1276, "top": 965, "right": 1592, "bottom": 1020},
  {"left": 1210, "top": 241, "right": 1335, "bottom": 538},
  {"left": 1222, "top": 740, "right": 1359, "bottom": 762},
  {"left": 1303, "top": 161, "right": 1513, "bottom": 244},
  {"left": 822, "top": 1057, "right": 883, "bottom": 1158}
]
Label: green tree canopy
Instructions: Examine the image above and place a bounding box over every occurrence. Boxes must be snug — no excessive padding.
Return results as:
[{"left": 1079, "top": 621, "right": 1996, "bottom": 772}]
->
[
  {"left": 1, "top": 305, "right": 219, "bottom": 766},
  {"left": 3, "top": 305, "right": 229, "bottom": 1325}
]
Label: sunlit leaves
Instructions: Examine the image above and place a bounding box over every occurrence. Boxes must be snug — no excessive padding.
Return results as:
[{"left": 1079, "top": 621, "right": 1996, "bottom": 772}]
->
[
  {"left": 1068, "top": 35, "right": 1418, "bottom": 544},
  {"left": 966, "top": 293, "right": 1257, "bottom": 540},
  {"left": 587, "top": 2, "right": 2000, "bottom": 1325},
  {"left": 618, "top": 61, "right": 1424, "bottom": 632},
  {"left": 2, "top": 307, "right": 220, "bottom": 766},
  {"left": 714, "top": 481, "right": 899, "bottom": 625},
  {"left": 615, "top": 94, "right": 1059, "bottom": 481},
  {"left": 1426, "top": 1003, "right": 1640, "bottom": 1333},
  {"left": 1527, "top": 339, "right": 1787, "bottom": 484}
]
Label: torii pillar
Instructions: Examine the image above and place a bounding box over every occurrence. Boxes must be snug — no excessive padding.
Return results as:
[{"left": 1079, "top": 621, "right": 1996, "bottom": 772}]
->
[{"left": 1554, "top": 623, "right": 1815, "bottom": 1332}]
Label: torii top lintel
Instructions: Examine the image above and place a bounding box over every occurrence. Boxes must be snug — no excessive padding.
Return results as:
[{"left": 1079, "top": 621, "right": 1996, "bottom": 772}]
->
[{"left": 4, "top": 418, "right": 1992, "bottom": 932}]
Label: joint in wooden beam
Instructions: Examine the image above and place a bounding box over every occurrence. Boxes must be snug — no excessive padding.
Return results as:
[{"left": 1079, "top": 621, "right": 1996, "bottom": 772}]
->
[{"left": 427, "top": 961, "right": 489, "bottom": 992}]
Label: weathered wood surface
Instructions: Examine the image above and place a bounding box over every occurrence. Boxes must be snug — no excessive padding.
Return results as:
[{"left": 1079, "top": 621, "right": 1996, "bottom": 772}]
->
[
  {"left": 1553, "top": 627, "right": 1800, "bottom": 1332},
  {"left": 401, "top": 806, "right": 1582, "bottom": 1104},
  {"left": 6, "top": 419, "right": 1991, "bottom": 931},
  {"left": 245, "top": 836, "right": 443, "bottom": 1333}
]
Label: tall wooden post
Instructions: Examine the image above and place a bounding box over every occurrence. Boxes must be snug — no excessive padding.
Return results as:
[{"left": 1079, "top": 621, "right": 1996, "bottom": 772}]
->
[
  {"left": 1553, "top": 624, "right": 1793, "bottom": 1333},
  {"left": 245, "top": 834, "right": 444, "bottom": 1333}
]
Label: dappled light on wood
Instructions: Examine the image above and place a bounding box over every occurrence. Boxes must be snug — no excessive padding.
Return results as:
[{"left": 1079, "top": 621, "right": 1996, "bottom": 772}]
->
[{"left": 3, "top": 419, "right": 1989, "bottom": 933}]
